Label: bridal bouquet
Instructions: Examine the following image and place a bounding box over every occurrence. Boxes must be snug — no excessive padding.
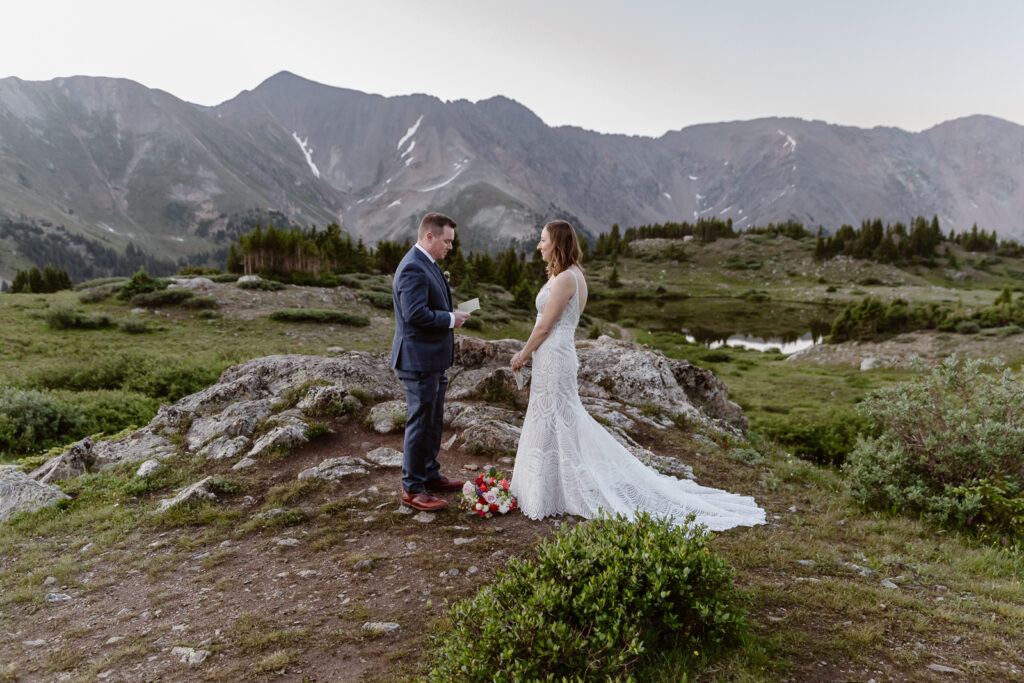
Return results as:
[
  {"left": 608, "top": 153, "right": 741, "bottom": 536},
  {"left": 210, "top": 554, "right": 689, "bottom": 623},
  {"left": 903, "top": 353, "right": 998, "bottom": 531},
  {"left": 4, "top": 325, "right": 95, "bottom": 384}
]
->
[{"left": 458, "top": 468, "right": 517, "bottom": 518}]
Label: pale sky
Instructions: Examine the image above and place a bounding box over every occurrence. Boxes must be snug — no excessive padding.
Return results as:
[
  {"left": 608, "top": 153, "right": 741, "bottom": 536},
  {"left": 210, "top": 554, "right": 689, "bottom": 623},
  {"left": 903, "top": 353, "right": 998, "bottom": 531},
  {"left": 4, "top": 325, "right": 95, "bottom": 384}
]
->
[{"left": 4, "top": 0, "right": 1023, "bottom": 137}]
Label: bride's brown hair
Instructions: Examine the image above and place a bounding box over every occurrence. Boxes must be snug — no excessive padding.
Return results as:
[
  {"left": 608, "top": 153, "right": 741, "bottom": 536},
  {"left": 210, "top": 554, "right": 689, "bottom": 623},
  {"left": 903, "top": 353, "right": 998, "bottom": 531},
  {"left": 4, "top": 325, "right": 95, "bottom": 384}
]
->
[{"left": 544, "top": 220, "right": 584, "bottom": 278}]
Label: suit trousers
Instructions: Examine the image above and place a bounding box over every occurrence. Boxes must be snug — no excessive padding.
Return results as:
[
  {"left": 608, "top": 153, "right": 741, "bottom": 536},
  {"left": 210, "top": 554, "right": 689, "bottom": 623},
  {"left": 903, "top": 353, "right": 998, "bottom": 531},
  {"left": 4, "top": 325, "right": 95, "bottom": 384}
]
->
[{"left": 395, "top": 369, "right": 447, "bottom": 493}]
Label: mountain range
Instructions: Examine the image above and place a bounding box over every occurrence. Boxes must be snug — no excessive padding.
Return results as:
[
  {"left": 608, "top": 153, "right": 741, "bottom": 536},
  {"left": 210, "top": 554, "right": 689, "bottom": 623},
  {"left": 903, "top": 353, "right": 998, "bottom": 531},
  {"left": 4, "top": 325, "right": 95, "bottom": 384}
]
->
[{"left": 2, "top": 70, "right": 1023, "bottom": 280}]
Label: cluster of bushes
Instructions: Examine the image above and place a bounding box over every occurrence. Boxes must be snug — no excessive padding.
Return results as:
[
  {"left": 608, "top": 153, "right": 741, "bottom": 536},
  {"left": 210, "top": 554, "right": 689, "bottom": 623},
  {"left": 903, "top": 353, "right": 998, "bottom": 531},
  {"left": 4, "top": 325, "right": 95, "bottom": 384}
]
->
[
  {"left": 846, "top": 356, "right": 1024, "bottom": 538},
  {"left": 432, "top": 512, "right": 746, "bottom": 680},
  {"left": 0, "top": 385, "right": 158, "bottom": 458},
  {"left": 44, "top": 305, "right": 113, "bottom": 330},
  {"left": 26, "top": 351, "right": 224, "bottom": 405},
  {"left": 268, "top": 309, "right": 369, "bottom": 326},
  {"left": 755, "top": 408, "right": 874, "bottom": 466},
  {"left": 830, "top": 289, "right": 1024, "bottom": 342}
]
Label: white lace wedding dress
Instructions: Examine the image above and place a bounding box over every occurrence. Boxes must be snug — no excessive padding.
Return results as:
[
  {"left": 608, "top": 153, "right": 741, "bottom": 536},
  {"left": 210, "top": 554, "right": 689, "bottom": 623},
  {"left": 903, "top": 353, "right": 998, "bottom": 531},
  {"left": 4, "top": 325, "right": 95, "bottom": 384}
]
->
[{"left": 510, "top": 268, "right": 766, "bottom": 532}]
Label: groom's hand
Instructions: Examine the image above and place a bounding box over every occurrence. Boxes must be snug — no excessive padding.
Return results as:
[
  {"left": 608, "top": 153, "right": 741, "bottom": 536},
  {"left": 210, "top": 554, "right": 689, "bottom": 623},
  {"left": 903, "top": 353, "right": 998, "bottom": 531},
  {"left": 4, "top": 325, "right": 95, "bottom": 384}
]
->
[{"left": 453, "top": 310, "right": 471, "bottom": 328}]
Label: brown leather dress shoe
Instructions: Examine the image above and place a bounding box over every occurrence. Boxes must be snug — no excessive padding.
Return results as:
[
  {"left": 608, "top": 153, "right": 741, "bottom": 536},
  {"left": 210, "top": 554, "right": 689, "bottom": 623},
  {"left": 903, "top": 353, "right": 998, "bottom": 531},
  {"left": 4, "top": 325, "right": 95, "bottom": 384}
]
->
[
  {"left": 401, "top": 490, "right": 449, "bottom": 511},
  {"left": 424, "top": 476, "right": 465, "bottom": 492}
]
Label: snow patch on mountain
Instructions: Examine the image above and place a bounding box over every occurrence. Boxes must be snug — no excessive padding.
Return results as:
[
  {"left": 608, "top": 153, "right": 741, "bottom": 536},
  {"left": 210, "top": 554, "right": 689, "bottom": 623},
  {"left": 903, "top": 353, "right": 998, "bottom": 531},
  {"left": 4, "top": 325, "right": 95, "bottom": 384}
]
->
[
  {"left": 397, "top": 116, "right": 423, "bottom": 150},
  {"left": 292, "top": 132, "right": 320, "bottom": 178}
]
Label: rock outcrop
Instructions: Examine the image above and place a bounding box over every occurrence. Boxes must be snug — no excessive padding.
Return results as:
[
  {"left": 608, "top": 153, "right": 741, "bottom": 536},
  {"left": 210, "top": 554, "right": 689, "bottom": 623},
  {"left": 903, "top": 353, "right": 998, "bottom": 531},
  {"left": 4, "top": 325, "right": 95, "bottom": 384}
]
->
[{"left": 13, "top": 336, "right": 746, "bottom": 521}]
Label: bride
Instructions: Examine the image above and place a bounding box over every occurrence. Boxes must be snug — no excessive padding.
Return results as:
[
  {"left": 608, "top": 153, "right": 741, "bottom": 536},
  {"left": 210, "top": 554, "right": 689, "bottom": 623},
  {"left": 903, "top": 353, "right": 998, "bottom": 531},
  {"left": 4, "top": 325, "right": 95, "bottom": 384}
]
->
[{"left": 509, "top": 220, "right": 766, "bottom": 532}]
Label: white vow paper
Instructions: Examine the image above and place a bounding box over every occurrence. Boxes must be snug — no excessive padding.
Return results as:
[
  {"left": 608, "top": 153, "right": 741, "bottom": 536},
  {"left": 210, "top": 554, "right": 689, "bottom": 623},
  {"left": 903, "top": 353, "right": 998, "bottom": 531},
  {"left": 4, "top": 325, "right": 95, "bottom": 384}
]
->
[
  {"left": 513, "top": 369, "right": 525, "bottom": 390},
  {"left": 457, "top": 297, "right": 480, "bottom": 313}
]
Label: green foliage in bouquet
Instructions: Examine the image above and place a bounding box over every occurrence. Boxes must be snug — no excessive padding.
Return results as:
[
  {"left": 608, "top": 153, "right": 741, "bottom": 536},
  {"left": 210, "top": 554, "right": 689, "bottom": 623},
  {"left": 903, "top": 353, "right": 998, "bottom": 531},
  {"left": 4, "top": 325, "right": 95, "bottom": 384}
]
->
[
  {"left": 846, "top": 355, "right": 1024, "bottom": 537},
  {"left": 431, "top": 512, "right": 746, "bottom": 681}
]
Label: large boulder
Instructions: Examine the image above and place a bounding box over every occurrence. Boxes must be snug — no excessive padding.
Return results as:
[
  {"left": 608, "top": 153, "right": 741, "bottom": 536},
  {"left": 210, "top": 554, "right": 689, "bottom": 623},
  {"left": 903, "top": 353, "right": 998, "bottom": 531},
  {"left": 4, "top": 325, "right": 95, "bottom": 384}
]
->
[
  {"left": 0, "top": 466, "right": 70, "bottom": 523},
  {"left": 576, "top": 336, "right": 747, "bottom": 430}
]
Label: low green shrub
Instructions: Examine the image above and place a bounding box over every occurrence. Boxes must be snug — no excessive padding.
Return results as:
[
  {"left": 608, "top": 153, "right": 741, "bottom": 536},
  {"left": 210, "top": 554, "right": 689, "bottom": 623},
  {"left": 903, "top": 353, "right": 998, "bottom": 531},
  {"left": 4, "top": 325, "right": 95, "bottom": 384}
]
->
[
  {"left": 119, "top": 318, "right": 150, "bottom": 334},
  {"left": 27, "top": 352, "right": 225, "bottom": 404},
  {"left": 461, "top": 316, "right": 483, "bottom": 330},
  {"left": 117, "top": 269, "right": 168, "bottom": 301},
  {"left": 44, "top": 306, "right": 113, "bottom": 330},
  {"left": 722, "top": 254, "right": 762, "bottom": 270},
  {"left": 131, "top": 290, "right": 195, "bottom": 307},
  {"left": 700, "top": 349, "right": 732, "bottom": 363},
  {"left": 431, "top": 512, "right": 745, "bottom": 681},
  {"left": 0, "top": 386, "right": 83, "bottom": 456},
  {"left": 209, "top": 273, "right": 239, "bottom": 283},
  {"left": 268, "top": 309, "right": 370, "bottom": 326},
  {"left": 755, "top": 409, "right": 872, "bottom": 465},
  {"left": 177, "top": 267, "right": 221, "bottom": 276},
  {"left": 180, "top": 296, "right": 219, "bottom": 310},
  {"left": 955, "top": 320, "right": 980, "bottom": 334},
  {"left": 845, "top": 355, "right": 1024, "bottom": 536},
  {"left": 362, "top": 290, "right": 393, "bottom": 310},
  {"left": 77, "top": 285, "right": 119, "bottom": 303},
  {"left": 237, "top": 279, "right": 285, "bottom": 291},
  {"left": 53, "top": 389, "right": 159, "bottom": 438}
]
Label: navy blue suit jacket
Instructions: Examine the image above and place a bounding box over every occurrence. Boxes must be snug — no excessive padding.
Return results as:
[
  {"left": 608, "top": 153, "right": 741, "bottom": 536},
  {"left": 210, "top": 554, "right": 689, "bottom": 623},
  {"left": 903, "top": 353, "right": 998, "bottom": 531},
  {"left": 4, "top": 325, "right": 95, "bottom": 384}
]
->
[{"left": 390, "top": 246, "right": 454, "bottom": 372}]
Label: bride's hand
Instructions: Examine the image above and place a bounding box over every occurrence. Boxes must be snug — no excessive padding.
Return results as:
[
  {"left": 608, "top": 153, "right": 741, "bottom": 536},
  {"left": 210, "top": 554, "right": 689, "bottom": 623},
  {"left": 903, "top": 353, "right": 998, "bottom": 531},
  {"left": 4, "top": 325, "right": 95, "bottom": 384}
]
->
[{"left": 510, "top": 351, "right": 525, "bottom": 371}]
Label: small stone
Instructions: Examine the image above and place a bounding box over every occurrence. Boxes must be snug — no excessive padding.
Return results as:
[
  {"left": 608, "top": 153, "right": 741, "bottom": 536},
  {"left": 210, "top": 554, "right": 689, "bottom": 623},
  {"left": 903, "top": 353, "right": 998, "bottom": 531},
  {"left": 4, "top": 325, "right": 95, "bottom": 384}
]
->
[
  {"left": 45, "top": 593, "right": 72, "bottom": 602},
  {"left": 42, "top": 576, "right": 57, "bottom": 586},
  {"left": 353, "top": 559, "right": 373, "bottom": 570},
  {"left": 80, "top": 543, "right": 94, "bottom": 553},
  {"left": 796, "top": 559, "right": 815, "bottom": 566},
  {"left": 297, "top": 569, "right": 319, "bottom": 578},
  {"left": 926, "top": 663, "right": 964, "bottom": 675},
  {"left": 232, "top": 457, "right": 257, "bottom": 470},
  {"left": 453, "top": 537, "right": 477, "bottom": 546},
  {"left": 361, "top": 622, "right": 400, "bottom": 635},
  {"left": 406, "top": 541, "right": 419, "bottom": 550},
  {"left": 97, "top": 670, "right": 115, "bottom": 679},
  {"left": 499, "top": 457, "right": 514, "bottom": 464},
  {"left": 22, "top": 639, "right": 46, "bottom": 647},
  {"left": 413, "top": 512, "right": 436, "bottom": 523},
  {"left": 463, "top": 463, "right": 479, "bottom": 471},
  {"left": 136, "top": 459, "right": 161, "bottom": 477},
  {"left": 171, "top": 646, "right": 210, "bottom": 666},
  {"left": 105, "top": 636, "right": 123, "bottom": 645},
  {"left": 935, "top": 584, "right": 948, "bottom": 591},
  {"left": 467, "top": 565, "right": 479, "bottom": 574},
  {"left": 881, "top": 579, "right": 899, "bottom": 589},
  {"left": 275, "top": 537, "right": 301, "bottom": 547}
]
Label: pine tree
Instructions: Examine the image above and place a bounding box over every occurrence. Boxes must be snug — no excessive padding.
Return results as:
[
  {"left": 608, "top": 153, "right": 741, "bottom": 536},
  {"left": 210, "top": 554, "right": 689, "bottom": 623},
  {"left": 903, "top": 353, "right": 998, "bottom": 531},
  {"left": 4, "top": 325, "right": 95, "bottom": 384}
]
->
[{"left": 608, "top": 264, "right": 622, "bottom": 289}]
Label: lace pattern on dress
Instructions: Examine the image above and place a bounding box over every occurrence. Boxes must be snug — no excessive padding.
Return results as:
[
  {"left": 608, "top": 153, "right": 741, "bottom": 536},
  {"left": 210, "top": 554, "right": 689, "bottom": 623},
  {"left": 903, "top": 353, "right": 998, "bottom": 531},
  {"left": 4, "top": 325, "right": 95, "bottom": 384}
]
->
[{"left": 510, "top": 268, "right": 765, "bottom": 531}]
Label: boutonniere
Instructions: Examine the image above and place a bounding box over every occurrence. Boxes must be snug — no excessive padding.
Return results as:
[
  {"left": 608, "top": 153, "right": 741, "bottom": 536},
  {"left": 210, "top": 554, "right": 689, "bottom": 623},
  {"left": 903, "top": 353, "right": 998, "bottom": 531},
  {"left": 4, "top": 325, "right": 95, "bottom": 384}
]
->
[{"left": 443, "top": 270, "right": 451, "bottom": 283}]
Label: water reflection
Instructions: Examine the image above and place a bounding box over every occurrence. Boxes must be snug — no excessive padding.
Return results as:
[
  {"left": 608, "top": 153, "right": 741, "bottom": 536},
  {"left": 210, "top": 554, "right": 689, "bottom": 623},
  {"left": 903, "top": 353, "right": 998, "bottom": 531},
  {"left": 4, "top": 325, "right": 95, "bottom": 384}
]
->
[
  {"left": 589, "top": 296, "right": 837, "bottom": 356},
  {"left": 684, "top": 332, "right": 820, "bottom": 355}
]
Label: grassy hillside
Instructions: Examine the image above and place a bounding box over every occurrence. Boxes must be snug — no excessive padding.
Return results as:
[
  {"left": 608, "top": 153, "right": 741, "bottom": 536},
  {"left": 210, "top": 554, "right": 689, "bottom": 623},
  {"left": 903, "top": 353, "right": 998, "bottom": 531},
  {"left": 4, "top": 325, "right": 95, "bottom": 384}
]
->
[{"left": 2, "top": 240, "right": 1023, "bottom": 680}]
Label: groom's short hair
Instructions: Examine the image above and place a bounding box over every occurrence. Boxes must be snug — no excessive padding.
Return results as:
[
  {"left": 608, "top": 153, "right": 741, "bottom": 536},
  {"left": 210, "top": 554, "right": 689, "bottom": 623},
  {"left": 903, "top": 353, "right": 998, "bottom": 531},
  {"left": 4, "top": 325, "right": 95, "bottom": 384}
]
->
[{"left": 419, "top": 212, "right": 457, "bottom": 239}]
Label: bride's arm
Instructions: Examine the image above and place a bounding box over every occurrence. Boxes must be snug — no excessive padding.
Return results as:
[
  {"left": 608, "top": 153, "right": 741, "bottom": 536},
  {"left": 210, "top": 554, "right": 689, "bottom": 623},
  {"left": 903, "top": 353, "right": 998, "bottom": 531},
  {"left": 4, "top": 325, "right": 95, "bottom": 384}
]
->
[{"left": 510, "top": 272, "right": 575, "bottom": 371}]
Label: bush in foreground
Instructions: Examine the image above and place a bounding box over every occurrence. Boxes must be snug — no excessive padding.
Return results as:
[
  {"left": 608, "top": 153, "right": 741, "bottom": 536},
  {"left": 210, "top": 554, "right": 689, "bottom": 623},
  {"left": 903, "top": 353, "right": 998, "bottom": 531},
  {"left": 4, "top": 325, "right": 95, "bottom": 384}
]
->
[
  {"left": 268, "top": 309, "right": 369, "bottom": 326},
  {"left": 846, "top": 355, "right": 1024, "bottom": 536},
  {"left": 431, "top": 512, "right": 745, "bottom": 681}
]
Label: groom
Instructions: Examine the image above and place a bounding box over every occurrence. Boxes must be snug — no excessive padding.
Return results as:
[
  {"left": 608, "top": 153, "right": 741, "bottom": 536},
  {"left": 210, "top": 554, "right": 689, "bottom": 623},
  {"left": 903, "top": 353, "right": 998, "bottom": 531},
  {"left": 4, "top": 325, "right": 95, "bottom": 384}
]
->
[{"left": 391, "top": 212, "right": 471, "bottom": 511}]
